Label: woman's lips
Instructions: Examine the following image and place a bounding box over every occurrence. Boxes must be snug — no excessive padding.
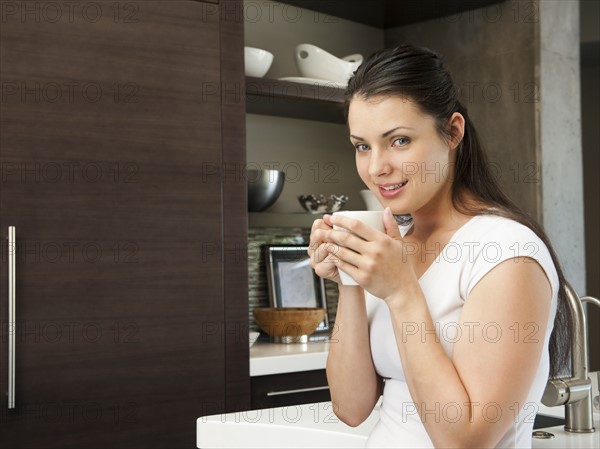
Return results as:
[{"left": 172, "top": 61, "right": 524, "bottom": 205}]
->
[{"left": 378, "top": 181, "right": 408, "bottom": 198}]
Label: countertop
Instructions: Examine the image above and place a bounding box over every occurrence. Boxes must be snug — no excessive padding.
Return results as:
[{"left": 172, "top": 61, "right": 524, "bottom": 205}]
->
[
  {"left": 249, "top": 335, "right": 329, "bottom": 376},
  {"left": 198, "top": 398, "right": 600, "bottom": 448},
  {"left": 247, "top": 335, "right": 600, "bottom": 447}
]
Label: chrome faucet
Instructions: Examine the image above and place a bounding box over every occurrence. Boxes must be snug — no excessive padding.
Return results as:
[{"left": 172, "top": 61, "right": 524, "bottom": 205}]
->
[{"left": 542, "top": 282, "right": 600, "bottom": 433}]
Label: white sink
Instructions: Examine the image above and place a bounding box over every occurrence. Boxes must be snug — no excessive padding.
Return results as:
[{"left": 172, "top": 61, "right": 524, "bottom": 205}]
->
[
  {"left": 197, "top": 402, "right": 375, "bottom": 448},
  {"left": 197, "top": 421, "right": 367, "bottom": 448}
]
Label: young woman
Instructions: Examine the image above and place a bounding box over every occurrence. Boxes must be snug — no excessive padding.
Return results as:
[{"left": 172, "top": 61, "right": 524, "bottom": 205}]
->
[{"left": 308, "top": 45, "right": 571, "bottom": 448}]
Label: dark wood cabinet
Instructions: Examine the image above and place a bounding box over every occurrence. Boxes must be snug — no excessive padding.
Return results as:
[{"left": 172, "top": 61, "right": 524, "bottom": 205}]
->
[
  {"left": 0, "top": 1, "right": 248, "bottom": 448},
  {"left": 251, "top": 370, "right": 330, "bottom": 410}
]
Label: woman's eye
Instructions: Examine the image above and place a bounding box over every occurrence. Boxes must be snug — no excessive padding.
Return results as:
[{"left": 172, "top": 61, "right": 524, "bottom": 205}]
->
[
  {"left": 355, "top": 143, "right": 370, "bottom": 152},
  {"left": 392, "top": 137, "right": 410, "bottom": 147}
]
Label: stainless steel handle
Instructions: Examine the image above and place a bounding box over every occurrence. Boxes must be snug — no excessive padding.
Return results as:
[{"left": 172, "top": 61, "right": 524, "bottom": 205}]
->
[
  {"left": 266, "top": 385, "right": 329, "bottom": 397},
  {"left": 8, "top": 226, "right": 15, "bottom": 409}
]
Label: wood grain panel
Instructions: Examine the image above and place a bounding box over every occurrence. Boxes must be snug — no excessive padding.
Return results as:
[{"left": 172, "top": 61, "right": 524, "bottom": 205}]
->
[
  {"left": 219, "top": 0, "right": 251, "bottom": 414},
  {"left": 0, "top": 1, "right": 225, "bottom": 447}
]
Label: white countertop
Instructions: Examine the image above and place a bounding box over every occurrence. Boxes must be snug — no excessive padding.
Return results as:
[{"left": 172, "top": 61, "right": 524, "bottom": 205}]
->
[
  {"left": 249, "top": 335, "right": 329, "bottom": 376},
  {"left": 198, "top": 398, "right": 599, "bottom": 448},
  {"left": 531, "top": 422, "right": 599, "bottom": 448},
  {"left": 246, "top": 338, "right": 600, "bottom": 447}
]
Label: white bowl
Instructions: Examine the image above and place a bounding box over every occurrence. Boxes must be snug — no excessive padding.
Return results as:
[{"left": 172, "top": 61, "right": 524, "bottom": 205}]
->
[
  {"left": 360, "top": 189, "right": 384, "bottom": 211},
  {"left": 245, "top": 47, "right": 274, "bottom": 78},
  {"left": 295, "top": 43, "right": 362, "bottom": 84}
]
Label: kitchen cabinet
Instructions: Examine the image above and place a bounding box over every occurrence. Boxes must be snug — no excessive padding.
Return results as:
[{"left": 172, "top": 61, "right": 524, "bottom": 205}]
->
[
  {"left": 251, "top": 370, "right": 330, "bottom": 410},
  {"left": 0, "top": 1, "right": 248, "bottom": 448},
  {"left": 249, "top": 330, "right": 330, "bottom": 410}
]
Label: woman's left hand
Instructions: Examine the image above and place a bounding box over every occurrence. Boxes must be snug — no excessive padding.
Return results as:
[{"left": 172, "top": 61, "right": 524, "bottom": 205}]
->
[{"left": 325, "top": 207, "right": 418, "bottom": 301}]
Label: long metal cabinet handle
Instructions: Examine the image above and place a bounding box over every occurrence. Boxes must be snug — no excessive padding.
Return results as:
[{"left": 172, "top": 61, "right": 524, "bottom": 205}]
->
[
  {"left": 8, "top": 226, "right": 15, "bottom": 409},
  {"left": 266, "top": 385, "right": 329, "bottom": 397}
]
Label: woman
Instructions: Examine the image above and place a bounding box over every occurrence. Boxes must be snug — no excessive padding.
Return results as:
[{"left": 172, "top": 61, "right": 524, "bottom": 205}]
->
[{"left": 308, "top": 45, "right": 571, "bottom": 448}]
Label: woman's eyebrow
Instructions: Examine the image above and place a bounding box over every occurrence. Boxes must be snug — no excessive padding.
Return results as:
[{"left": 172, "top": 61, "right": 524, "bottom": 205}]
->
[{"left": 350, "top": 126, "right": 414, "bottom": 141}]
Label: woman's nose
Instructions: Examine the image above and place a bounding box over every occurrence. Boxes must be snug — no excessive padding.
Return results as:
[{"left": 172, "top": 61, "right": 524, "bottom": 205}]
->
[{"left": 368, "top": 148, "right": 391, "bottom": 178}]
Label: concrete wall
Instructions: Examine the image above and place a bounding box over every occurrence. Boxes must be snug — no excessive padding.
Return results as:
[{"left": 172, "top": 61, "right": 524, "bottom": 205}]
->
[
  {"left": 385, "top": 0, "right": 586, "bottom": 293},
  {"left": 385, "top": 0, "right": 540, "bottom": 219},
  {"left": 580, "top": 0, "right": 600, "bottom": 370},
  {"left": 539, "top": 0, "right": 585, "bottom": 295}
]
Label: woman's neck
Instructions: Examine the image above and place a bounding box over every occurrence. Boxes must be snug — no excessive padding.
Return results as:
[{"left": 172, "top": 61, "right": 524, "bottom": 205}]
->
[{"left": 407, "top": 188, "right": 474, "bottom": 242}]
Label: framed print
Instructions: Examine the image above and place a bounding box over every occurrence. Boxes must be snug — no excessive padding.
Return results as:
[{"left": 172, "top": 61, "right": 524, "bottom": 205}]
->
[{"left": 264, "top": 244, "right": 329, "bottom": 332}]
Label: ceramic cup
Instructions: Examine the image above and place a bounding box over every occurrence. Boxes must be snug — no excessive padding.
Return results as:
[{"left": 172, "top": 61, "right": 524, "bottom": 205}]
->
[{"left": 332, "top": 211, "right": 384, "bottom": 286}]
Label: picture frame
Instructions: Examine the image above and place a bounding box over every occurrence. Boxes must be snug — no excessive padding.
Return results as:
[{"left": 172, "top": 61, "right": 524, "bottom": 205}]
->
[{"left": 264, "top": 244, "right": 329, "bottom": 333}]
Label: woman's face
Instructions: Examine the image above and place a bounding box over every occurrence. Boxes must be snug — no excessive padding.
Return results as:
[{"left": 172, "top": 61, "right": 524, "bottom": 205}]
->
[{"left": 348, "top": 95, "right": 461, "bottom": 216}]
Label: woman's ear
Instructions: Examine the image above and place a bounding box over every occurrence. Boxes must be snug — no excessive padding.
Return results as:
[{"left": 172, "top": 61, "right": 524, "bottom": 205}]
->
[{"left": 448, "top": 112, "right": 465, "bottom": 151}]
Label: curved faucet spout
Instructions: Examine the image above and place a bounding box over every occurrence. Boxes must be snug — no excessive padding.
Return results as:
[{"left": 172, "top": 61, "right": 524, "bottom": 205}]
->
[{"left": 542, "top": 282, "right": 599, "bottom": 433}]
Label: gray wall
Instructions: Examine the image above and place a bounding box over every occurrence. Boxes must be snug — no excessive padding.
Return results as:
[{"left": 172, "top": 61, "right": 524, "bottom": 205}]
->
[
  {"left": 581, "top": 0, "right": 600, "bottom": 370},
  {"left": 385, "top": 0, "right": 586, "bottom": 294},
  {"left": 539, "top": 0, "right": 585, "bottom": 298},
  {"left": 385, "top": 0, "right": 540, "bottom": 219}
]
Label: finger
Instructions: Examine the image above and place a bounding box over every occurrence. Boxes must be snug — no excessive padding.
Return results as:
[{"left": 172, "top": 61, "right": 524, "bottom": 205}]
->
[
  {"left": 383, "top": 207, "right": 403, "bottom": 240},
  {"left": 327, "top": 248, "right": 360, "bottom": 283},
  {"left": 326, "top": 228, "right": 368, "bottom": 254},
  {"left": 325, "top": 241, "right": 361, "bottom": 268},
  {"left": 311, "top": 218, "right": 333, "bottom": 233},
  {"left": 311, "top": 242, "right": 334, "bottom": 265},
  {"left": 310, "top": 228, "right": 336, "bottom": 250},
  {"left": 308, "top": 219, "right": 334, "bottom": 256}
]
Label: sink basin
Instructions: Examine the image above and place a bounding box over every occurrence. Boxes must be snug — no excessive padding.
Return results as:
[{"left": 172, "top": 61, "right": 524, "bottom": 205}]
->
[
  {"left": 533, "top": 414, "right": 565, "bottom": 429},
  {"left": 198, "top": 402, "right": 376, "bottom": 448},
  {"left": 197, "top": 421, "right": 366, "bottom": 448}
]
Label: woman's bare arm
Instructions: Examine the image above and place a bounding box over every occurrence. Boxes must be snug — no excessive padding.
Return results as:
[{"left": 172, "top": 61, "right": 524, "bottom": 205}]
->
[
  {"left": 387, "top": 258, "right": 552, "bottom": 448},
  {"left": 326, "top": 285, "right": 382, "bottom": 427}
]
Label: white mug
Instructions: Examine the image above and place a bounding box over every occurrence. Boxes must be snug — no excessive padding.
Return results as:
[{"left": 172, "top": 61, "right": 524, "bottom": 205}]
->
[{"left": 331, "top": 211, "right": 385, "bottom": 286}]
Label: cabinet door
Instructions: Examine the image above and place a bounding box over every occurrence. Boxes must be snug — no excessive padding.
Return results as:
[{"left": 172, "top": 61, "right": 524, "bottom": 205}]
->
[
  {"left": 251, "top": 370, "right": 331, "bottom": 410},
  {"left": 0, "top": 2, "right": 224, "bottom": 447}
]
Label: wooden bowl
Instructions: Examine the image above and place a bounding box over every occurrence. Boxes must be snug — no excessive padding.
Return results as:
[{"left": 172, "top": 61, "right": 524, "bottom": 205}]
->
[{"left": 253, "top": 307, "right": 326, "bottom": 338}]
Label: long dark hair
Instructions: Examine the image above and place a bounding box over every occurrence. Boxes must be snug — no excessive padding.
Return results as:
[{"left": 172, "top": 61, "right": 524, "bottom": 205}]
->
[{"left": 345, "top": 44, "right": 571, "bottom": 378}]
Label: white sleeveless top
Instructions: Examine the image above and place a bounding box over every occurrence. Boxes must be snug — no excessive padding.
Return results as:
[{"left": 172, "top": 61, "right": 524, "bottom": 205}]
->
[{"left": 365, "top": 214, "right": 559, "bottom": 448}]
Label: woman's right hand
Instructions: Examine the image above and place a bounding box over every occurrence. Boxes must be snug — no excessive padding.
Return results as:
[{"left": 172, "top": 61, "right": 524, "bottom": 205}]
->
[{"left": 308, "top": 215, "right": 342, "bottom": 284}]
